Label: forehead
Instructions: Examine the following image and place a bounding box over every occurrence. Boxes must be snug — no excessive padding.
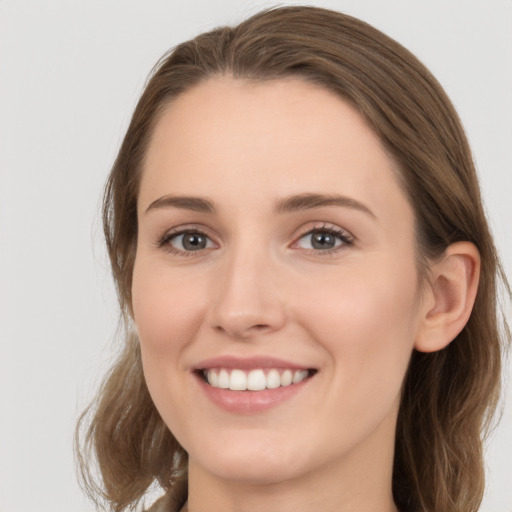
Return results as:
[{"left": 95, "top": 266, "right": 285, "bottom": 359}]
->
[{"left": 139, "top": 77, "right": 410, "bottom": 224}]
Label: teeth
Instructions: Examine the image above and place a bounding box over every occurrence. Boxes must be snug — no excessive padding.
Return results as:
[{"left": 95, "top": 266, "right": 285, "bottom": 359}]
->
[
  {"left": 218, "top": 369, "right": 230, "bottom": 389},
  {"left": 204, "top": 368, "right": 311, "bottom": 391},
  {"left": 207, "top": 369, "right": 218, "bottom": 387},
  {"left": 293, "top": 370, "right": 308, "bottom": 384},
  {"left": 230, "top": 369, "right": 247, "bottom": 391},
  {"left": 247, "top": 369, "right": 266, "bottom": 391},
  {"left": 281, "top": 369, "right": 293, "bottom": 386},
  {"left": 267, "top": 369, "right": 281, "bottom": 389}
]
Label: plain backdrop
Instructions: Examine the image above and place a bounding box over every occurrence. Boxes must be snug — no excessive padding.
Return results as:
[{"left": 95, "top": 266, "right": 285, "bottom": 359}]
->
[{"left": 0, "top": 1, "right": 511, "bottom": 511}]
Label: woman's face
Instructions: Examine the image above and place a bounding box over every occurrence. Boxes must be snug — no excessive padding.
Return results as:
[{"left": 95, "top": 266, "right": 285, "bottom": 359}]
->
[{"left": 132, "top": 77, "right": 425, "bottom": 486}]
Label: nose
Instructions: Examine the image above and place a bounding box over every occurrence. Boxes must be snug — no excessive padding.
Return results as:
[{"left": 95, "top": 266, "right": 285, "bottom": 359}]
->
[{"left": 208, "top": 245, "right": 286, "bottom": 339}]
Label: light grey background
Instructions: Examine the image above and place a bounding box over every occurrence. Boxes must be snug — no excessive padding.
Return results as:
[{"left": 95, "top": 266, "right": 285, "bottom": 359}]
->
[{"left": 0, "top": 1, "right": 510, "bottom": 511}]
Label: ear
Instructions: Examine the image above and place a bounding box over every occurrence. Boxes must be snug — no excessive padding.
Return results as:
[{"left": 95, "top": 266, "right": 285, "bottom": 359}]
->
[{"left": 414, "top": 242, "right": 480, "bottom": 353}]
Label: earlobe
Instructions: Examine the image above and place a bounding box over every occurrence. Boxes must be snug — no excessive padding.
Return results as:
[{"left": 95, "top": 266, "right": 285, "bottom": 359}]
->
[{"left": 414, "top": 242, "right": 481, "bottom": 353}]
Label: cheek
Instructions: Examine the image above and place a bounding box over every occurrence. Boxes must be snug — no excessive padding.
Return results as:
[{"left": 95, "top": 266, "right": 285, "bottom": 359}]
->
[
  {"left": 297, "top": 258, "right": 420, "bottom": 387},
  {"left": 131, "top": 258, "right": 206, "bottom": 432},
  {"left": 296, "top": 261, "right": 420, "bottom": 451},
  {"left": 131, "top": 258, "right": 206, "bottom": 357}
]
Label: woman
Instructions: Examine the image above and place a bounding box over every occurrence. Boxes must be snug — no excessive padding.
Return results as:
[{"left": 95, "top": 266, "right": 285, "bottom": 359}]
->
[{"left": 76, "top": 6, "right": 510, "bottom": 512}]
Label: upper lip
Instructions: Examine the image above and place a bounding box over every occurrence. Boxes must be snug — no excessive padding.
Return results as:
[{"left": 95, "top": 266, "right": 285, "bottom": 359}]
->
[{"left": 194, "top": 355, "right": 314, "bottom": 371}]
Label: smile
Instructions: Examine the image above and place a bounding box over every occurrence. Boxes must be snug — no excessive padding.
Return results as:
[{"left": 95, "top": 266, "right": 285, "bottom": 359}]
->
[
  {"left": 201, "top": 368, "right": 313, "bottom": 391},
  {"left": 194, "top": 356, "right": 317, "bottom": 413}
]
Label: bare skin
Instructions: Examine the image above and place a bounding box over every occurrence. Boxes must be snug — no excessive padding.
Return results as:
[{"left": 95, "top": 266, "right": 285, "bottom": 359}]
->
[{"left": 133, "top": 78, "right": 480, "bottom": 512}]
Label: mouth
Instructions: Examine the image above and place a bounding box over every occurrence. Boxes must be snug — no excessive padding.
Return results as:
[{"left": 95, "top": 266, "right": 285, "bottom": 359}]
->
[
  {"left": 197, "top": 367, "right": 317, "bottom": 391},
  {"left": 193, "top": 357, "right": 318, "bottom": 413}
]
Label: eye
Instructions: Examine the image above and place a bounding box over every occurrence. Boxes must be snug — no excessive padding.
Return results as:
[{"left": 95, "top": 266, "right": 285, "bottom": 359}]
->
[
  {"left": 295, "top": 226, "right": 353, "bottom": 251},
  {"left": 159, "top": 229, "right": 215, "bottom": 253}
]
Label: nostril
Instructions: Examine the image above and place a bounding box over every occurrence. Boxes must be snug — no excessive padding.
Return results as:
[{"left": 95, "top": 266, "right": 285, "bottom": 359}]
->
[{"left": 213, "top": 322, "right": 272, "bottom": 338}]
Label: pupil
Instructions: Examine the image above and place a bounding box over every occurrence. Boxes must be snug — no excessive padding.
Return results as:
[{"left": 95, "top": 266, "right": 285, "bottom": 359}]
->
[
  {"left": 311, "top": 232, "right": 335, "bottom": 249},
  {"left": 183, "top": 233, "right": 206, "bottom": 250}
]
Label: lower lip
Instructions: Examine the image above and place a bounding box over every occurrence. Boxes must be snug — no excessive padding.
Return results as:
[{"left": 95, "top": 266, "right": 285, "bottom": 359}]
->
[{"left": 194, "top": 373, "right": 312, "bottom": 414}]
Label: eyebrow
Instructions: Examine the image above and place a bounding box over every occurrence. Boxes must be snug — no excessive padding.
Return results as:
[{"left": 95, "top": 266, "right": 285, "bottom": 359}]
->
[
  {"left": 276, "top": 193, "right": 376, "bottom": 218},
  {"left": 144, "top": 192, "right": 375, "bottom": 218},
  {"left": 145, "top": 195, "right": 216, "bottom": 214}
]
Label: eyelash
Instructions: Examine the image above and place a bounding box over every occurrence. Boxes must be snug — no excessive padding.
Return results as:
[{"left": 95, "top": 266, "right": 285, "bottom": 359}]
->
[
  {"left": 156, "top": 223, "right": 354, "bottom": 257},
  {"left": 294, "top": 224, "right": 354, "bottom": 255},
  {"left": 157, "top": 226, "right": 215, "bottom": 257}
]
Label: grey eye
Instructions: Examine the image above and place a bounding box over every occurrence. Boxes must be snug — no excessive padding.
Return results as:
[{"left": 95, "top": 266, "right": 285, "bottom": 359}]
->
[
  {"left": 171, "top": 232, "right": 212, "bottom": 251},
  {"left": 310, "top": 232, "right": 338, "bottom": 249},
  {"left": 296, "top": 229, "right": 347, "bottom": 250}
]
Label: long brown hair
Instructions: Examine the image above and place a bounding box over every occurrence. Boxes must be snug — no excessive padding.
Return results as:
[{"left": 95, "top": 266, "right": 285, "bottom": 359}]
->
[{"left": 76, "top": 6, "right": 510, "bottom": 511}]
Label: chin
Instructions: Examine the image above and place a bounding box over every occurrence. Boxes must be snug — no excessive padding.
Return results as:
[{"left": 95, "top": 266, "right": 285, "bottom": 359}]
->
[
  {"left": 200, "top": 454, "right": 303, "bottom": 486},
  {"left": 187, "top": 432, "right": 313, "bottom": 485}
]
